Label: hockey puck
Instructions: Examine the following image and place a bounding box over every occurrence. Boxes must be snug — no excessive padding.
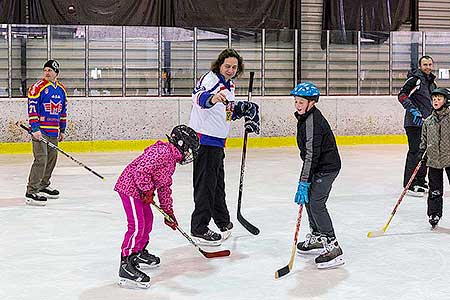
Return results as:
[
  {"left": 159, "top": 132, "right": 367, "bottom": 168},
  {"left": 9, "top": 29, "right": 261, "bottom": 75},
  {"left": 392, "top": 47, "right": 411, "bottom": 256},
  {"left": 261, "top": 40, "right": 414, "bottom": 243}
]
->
[{"left": 68, "top": 5, "right": 76, "bottom": 14}]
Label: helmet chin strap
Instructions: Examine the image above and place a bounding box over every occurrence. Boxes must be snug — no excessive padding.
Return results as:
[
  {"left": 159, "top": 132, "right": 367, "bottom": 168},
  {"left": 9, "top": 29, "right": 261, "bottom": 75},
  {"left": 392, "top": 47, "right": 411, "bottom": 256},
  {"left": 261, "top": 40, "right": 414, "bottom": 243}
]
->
[{"left": 306, "top": 100, "right": 316, "bottom": 112}]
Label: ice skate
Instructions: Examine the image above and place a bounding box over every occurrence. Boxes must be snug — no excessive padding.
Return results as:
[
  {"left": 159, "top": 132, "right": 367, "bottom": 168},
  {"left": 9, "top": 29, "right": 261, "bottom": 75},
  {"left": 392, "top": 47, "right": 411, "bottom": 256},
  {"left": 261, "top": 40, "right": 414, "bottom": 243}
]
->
[
  {"left": 219, "top": 222, "right": 233, "bottom": 241},
  {"left": 415, "top": 179, "right": 429, "bottom": 192},
  {"left": 25, "top": 193, "right": 47, "bottom": 206},
  {"left": 39, "top": 186, "right": 60, "bottom": 199},
  {"left": 406, "top": 185, "right": 426, "bottom": 197},
  {"left": 118, "top": 254, "right": 151, "bottom": 289},
  {"left": 315, "top": 237, "right": 345, "bottom": 269},
  {"left": 135, "top": 244, "right": 160, "bottom": 268},
  {"left": 191, "top": 229, "right": 222, "bottom": 246},
  {"left": 297, "top": 233, "right": 323, "bottom": 254}
]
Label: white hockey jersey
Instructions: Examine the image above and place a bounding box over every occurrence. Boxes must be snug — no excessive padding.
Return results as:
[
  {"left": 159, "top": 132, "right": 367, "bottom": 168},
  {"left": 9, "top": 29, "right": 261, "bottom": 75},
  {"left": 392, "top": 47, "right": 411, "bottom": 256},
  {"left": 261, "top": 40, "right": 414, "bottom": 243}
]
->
[{"left": 189, "top": 71, "right": 236, "bottom": 141}]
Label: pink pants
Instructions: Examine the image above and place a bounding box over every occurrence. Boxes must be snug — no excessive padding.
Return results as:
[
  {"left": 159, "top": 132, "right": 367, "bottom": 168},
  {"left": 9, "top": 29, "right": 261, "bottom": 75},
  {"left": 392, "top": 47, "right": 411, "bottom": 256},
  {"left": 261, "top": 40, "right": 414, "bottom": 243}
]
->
[{"left": 119, "top": 192, "right": 154, "bottom": 257}]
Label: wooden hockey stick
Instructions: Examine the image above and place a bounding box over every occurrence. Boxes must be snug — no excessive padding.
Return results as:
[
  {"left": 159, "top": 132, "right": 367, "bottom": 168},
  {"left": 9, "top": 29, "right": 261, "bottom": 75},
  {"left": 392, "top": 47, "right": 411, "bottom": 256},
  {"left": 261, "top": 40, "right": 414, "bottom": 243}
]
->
[
  {"left": 275, "top": 204, "right": 304, "bottom": 279},
  {"left": 151, "top": 203, "right": 231, "bottom": 258},
  {"left": 367, "top": 153, "right": 426, "bottom": 238}
]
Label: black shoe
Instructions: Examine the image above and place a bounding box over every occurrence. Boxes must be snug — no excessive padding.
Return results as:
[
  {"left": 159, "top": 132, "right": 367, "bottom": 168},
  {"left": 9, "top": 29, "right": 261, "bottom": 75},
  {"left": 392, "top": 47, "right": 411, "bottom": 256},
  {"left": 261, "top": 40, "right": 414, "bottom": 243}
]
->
[
  {"left": 407, "top": 185, "right": 426, "bottom": 197},
  {"left": 297, "top": 233, "right": 323, "bottom": 254},
  {"left": 192, "top": 229, "right": 222, "bottom": 246},
  {"left": 415, "top": 179, "right": 429, "bottom": 191},
  {"left": 314, "top": 237, "right": 345, "bottom": 269},
  {"left": 429, "top": 215, "right": 440, "bottom": 228},
  {"left": 39, "top": 187, "right": 60, "bottom": 199},
  {"left": 219, "top": 222, "right": 233, "bottom": 240},
  {"left": 25, "top": 193, "right": 47, "bottom": 206},
  {"left": 135, "top": 248, "right": 160, "bottom": 268},
  {"left": 118, "top": 254, "right": 151, "bottom": 289}
]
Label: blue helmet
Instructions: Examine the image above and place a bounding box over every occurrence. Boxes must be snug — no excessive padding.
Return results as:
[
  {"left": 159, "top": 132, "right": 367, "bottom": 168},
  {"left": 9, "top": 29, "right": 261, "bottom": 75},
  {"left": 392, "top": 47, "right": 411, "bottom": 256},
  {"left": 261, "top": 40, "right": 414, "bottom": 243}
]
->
[{"left": 290, "top": 82, "right": 320, "bottom": 102}]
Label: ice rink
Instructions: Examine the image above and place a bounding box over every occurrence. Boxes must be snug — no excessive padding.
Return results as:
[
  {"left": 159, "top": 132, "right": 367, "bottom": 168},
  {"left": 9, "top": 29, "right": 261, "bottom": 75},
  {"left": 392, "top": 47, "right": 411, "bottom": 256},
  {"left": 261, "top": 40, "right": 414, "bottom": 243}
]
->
[{"left": 1, "top": 144, "right": 450, "bottom": 300}]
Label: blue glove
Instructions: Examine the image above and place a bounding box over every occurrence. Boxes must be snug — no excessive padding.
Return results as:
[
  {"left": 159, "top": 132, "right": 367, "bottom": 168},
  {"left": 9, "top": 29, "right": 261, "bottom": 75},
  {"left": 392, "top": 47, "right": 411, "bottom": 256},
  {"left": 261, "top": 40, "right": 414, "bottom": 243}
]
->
[
  {"left": 409, "top": 108, "right": 423, "bottom": 126},
  {"left": 294, "top": 181, "right": 311, "bottom": 205}
]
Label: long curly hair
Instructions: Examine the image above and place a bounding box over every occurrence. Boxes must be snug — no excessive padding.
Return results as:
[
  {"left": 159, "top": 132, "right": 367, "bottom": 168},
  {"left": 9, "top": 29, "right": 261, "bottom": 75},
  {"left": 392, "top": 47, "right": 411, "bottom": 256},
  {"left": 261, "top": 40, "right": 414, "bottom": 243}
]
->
[{"left": 210, "top": 48, "right": 244, "bottom": 79}]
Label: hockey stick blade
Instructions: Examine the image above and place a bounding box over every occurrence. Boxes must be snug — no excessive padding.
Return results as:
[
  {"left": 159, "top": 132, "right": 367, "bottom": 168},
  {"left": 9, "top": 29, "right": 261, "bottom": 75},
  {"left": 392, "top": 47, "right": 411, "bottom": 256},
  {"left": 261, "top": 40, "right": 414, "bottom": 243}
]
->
[
  {"left": 274, "top": 205, "right": 303, "bottom": 279},
  {"left": 367, "top": 229, "right": 386, "bottom": 238},
  {"left": 237, "top": 213, "right": 260, "bottom": 235},
  {"left": 151, "top": 203, "right": 231, "bottom": 259},
  {"left": 275, "top": 264, "right": 292, "bottom": 279},
  {"left": 367, "top": 214, "right": 393, "bottom": 238},
  {"left": 200, "top": 249, "right": 231, "bottom": 258}
]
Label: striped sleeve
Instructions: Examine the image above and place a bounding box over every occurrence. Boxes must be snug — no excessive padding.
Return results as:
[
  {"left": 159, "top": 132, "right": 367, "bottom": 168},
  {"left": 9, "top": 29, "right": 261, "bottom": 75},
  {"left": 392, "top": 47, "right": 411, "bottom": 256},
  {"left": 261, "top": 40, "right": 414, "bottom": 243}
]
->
[
  {"left": 299, "top": 113, "right": 323, "bottom": 182},
  {"left": 59, "top": 85, "right": 68, "bottom": 133},
  {"left": 192, "top": 72, "right": 219, "bottom": 108},
  {"left": 28, "top": 95, "right": 40, "bottom": 132},
  {"left": 398, "top": 76, "right": 419, "bottom": 111}
]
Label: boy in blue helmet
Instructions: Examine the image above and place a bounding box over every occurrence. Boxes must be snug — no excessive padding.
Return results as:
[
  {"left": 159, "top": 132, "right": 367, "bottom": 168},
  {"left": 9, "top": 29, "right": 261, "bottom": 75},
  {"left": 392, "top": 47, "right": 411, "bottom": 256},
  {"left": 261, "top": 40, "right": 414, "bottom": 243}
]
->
[{"left": 291, "top": 82, "right": 344, "bottom": 269}]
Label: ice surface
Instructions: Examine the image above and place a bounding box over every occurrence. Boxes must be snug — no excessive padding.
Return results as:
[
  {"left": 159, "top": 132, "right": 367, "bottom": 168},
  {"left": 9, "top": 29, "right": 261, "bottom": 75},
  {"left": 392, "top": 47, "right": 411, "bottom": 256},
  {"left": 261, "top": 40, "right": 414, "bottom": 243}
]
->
[{"left": 1, "top": 144, "right": 449, "bottom": 300}]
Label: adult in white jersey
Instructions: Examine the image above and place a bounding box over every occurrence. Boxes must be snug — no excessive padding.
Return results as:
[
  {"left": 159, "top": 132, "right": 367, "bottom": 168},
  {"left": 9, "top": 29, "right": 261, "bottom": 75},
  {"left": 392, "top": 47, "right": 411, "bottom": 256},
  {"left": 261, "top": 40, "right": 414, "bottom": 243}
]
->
[{"left": 189, "top": 48, "right": 259, "bottom": 245}]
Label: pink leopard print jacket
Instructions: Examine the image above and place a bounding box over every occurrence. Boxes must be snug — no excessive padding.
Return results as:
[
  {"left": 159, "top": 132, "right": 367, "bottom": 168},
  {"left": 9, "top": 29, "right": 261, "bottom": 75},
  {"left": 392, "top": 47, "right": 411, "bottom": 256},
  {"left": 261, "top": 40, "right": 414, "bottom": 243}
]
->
[{"left": 114, "top": 141, "right": 182, "bottom": 211}]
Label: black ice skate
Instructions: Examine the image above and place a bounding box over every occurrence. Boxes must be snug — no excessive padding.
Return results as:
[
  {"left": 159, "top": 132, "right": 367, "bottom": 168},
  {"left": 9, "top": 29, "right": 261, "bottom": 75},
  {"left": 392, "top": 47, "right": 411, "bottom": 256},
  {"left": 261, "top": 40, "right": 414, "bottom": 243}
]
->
[
  {"left": 407, "top": 185, "right": 427, "bottom": 197},
  {"left": 135, "top": 245, "right": 160, "bottom": 268},
  {"left": 297, "top": 233, "right": 324, "bottom": 254},
  {"left": 219, "top": 222, "right": 233, "bottom": 241},
  {"left": 39, "top": 186, "right": 60, "bottom": 199},
  {"left": 429, "top": 215, "right": 440, "bottom": 229},
  {"left": 191, "top": 228, "right": 222, "bottom": 246},
  {"left": 118, "top": 254, "right": 151, "bottom": 289},
  {"left": 25, "top": 193, "right": 47, "bottom": 206},
  {"left": 314, "top": 237, "right": 345, "bottom": 269}
]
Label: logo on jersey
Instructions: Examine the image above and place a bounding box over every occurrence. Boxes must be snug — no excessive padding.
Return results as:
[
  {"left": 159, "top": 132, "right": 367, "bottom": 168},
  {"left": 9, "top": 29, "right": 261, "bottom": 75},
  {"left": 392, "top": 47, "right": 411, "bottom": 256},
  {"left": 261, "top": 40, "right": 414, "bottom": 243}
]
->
[
  {"left": 44, "top": 100, "right": 63, "bottom": 115},
  {"left": 45, "top": 88, "right": 49, "bottom": 94}
]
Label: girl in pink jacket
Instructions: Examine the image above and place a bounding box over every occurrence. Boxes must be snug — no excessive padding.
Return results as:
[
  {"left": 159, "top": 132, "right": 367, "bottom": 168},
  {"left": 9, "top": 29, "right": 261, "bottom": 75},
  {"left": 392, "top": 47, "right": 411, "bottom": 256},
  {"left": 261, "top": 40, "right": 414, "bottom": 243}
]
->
[{"left": 114, "top": 125, "right": 199, "bottom": 289}]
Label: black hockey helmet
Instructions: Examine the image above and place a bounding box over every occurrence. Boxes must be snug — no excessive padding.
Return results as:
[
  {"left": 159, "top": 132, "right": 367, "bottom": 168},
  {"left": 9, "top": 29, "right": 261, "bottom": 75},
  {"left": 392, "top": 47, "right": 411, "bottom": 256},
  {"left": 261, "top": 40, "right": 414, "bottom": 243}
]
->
[
  {"left": 431, "top": 87, "right": 450, "bottom": 106},
  {"left": 167, "top": 125, "right": 199, "bottom": 165}
]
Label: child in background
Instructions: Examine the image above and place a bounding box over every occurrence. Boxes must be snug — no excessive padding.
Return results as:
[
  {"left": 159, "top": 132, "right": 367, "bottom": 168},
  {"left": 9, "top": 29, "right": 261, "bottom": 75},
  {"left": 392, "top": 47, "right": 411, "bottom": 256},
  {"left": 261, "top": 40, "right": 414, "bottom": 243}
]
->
[
  {"left": 419, "top": 88, "right": 450, "bottom": 228},
  {"left": 114, "top": 125, "right": 199, "bottom": 289}
]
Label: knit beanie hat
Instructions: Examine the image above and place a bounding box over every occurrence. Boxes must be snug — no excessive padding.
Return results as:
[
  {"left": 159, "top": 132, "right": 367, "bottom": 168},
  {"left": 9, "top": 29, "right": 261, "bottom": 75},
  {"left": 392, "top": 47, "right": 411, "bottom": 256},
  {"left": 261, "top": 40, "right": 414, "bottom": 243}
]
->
[{"left": 43, "top": 60, "right": 60, "bottom": 74}]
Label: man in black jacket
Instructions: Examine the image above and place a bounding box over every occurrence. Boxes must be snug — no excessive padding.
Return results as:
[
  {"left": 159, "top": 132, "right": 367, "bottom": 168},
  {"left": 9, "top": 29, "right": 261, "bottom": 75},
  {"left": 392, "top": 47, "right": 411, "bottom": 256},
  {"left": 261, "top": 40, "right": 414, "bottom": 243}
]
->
[
  {"left": 291, "top": 82, "right": 344, "bottom": 269},
  {"left": 398, "top": 55, "right": 436, "bottom": 196}
]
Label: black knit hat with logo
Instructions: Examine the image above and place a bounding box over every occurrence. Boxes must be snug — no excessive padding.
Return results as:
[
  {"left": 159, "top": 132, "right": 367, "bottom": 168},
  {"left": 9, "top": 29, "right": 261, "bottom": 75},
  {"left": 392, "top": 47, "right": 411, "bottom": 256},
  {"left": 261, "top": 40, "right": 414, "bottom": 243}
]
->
[{"left": 43, "top": 60, "right": 60, "bottom": 74}]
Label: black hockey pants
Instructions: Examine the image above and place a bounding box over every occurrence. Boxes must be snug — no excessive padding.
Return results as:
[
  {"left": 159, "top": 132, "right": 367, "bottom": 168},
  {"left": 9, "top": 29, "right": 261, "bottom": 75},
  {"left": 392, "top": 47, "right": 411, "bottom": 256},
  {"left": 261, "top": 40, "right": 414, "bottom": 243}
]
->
[
  {"left": 427, "top": 167, "right": 450, "bottom": 218},
  {"left": 191, "top": 145, "right": 230, "bottom": 235},
  {"left": 404, "top": 126, "right": 427, "bottom": 187}
]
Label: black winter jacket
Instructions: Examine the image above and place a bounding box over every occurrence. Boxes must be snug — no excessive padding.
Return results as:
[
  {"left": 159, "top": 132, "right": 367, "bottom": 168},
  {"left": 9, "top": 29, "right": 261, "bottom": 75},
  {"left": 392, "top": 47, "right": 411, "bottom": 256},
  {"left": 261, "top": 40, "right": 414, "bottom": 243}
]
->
[
  {"left": 295, "top": 106, "right": 341, "bottom": 182},
  {"left": 397, "top": 69, "right": 436, "bottom": 128}
]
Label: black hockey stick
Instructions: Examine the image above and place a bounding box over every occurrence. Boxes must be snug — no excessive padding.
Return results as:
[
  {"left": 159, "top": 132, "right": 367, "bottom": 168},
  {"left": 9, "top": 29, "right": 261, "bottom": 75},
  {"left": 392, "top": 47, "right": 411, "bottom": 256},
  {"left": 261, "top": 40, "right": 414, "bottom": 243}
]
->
[
  {"left": 17, "top": 122, "right": 105, "bottom": 180},
  {"left": 367, "top": 152, "right": 426, "bottom": 238},
  {"left": 151, "top": 203, "right": 231, "bottom": 258},
  {"left": 237, "top": 71, "right": 260, "bottom": 235},
  {"left": 275, "top": 204, "right": 304, "bottom": 279}
]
